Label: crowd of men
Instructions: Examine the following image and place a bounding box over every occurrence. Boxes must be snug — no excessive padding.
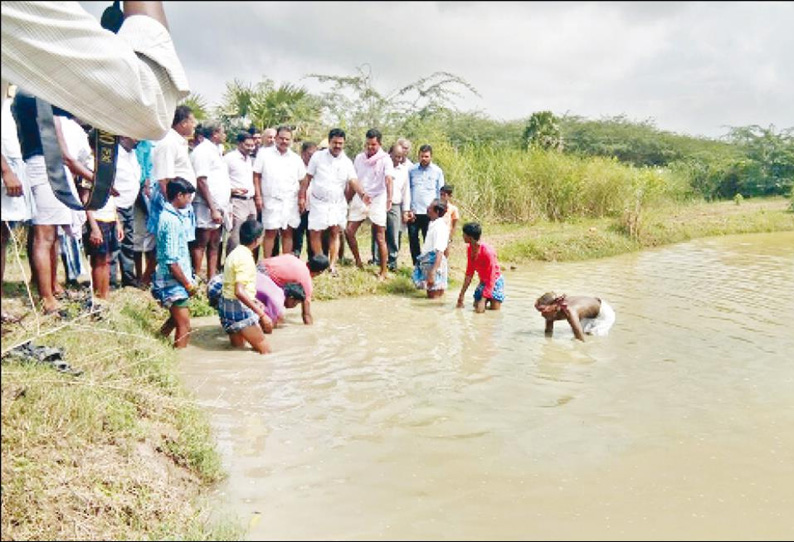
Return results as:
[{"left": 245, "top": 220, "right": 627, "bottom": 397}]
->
[{"left": 1, "top": 92, "right": 463, "bottom": 345}]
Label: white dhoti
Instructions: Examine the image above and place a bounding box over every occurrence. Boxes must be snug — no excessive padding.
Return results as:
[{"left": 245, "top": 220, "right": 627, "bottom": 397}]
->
[{"left": 581, "top": 300, "right": 616, "bottom": 336}]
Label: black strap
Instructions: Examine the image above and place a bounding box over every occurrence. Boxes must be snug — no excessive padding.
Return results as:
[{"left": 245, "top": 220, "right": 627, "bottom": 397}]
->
[
  {"left": 35, "top": 99, "right": 84, "bottom": 210},
  {"left": 85, "top": 129, "right": 118, "bottom": 211},
  {"left": 35, "top": 98, "right": 119, "bottom": 211}
]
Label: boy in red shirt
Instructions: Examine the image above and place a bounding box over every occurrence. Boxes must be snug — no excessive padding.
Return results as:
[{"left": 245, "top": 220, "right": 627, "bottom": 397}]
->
[{"left": 455, "top": 222, "right": 506, "bottom": 313}]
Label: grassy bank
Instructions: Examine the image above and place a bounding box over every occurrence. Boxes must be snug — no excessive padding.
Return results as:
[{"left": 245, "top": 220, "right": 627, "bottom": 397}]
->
[{"left": 1, "top": 288, "right": 242, "bottom": 540}]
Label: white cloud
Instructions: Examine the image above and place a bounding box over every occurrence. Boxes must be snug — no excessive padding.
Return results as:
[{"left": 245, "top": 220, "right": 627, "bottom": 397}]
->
[{"left": 79, "top": 1, "right": 794, "bottom": 138}]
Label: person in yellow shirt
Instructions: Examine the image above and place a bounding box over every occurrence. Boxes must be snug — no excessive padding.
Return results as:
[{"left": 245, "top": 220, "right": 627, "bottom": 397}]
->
[{"left": 217, "top": 218, "right": 271, "bottom": 354}]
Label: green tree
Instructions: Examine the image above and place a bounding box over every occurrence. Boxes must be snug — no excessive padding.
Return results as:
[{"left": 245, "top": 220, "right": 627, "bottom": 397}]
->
[
  {"left": 726, "top": 125, "right": 794, "bottom": 197},
  {"left": 179, "top": 93, "right": 209, "bottom": 122},
  {"left": 522, "top": 111, "right": 563, "bottom": 151}
]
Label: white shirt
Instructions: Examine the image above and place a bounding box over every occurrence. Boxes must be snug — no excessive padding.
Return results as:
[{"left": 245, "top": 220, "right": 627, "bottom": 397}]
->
[
  {"left": 421, "top": 217, "right": 449, "bottom": 255},
  {"left": 306, "top": 149, "right": 357, "bottom": 203},
  {"left": 223, "top": 148, "right": 254, "bottom": 194},
  {"left": 191, "top": 139, "right": 231, "bottom": 207},
  {"left": 391, "top": 158, "right": 412, "bottom": 206},
  {"left": 1, "top": 2, "right": 190, "bottom": 141},
  {"left": 152, "top": 128, "right": 195, "bottom": 186},
  {"left": 353, "top": 150, "right": 395, "bottom": 198},
  {"left": 253, "top": 145, "right": 306, "bottom": 199},
  {"left": 114, "top": 144, "right": 142, "bottom": 209},
  {"left": 1, "top": 99, "right": 22, "bottom": 160}
]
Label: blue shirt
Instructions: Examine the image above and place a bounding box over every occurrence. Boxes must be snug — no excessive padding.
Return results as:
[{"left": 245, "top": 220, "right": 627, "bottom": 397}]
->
[
  {"left": 408, "top": 162, "right": 445, "bottom": 215},
  {"left": 135, "top": 140, "right": 154, "bottom": 186},
  {"left": 154, "top": 201, "right": 193, "bottom": 287}
]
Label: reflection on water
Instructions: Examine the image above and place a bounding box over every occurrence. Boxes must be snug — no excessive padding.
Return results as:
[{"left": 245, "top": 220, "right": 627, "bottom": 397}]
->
[{"left": 181, "top": 232, "right": 794, "bottom": 540}]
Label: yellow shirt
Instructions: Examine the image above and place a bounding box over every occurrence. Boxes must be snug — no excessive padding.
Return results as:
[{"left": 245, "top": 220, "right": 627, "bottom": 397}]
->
[{"left": 222, "top": 245, "right": 257, "bottom": 300}]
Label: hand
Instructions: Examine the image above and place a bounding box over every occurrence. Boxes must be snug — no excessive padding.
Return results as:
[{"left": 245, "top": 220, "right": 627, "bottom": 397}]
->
[
  {"left": 210, "top": 209, "right": 223, "bottom": 224},
  {"left": 360, "top": 192, "right": 372, "bottom": 205},
  {"left": 427, "top": 275, "right": 435, "bottom": 288},
  {"left": 2, "top": 171, "right": 23, "bottom": 197},
  {"left": 116, "top": 225, "right": 124, "bottom": 242},
  {"left": 254, "top": 196, "right": 263, "bottom": 213},
  {"left": 298, "top": 195, "right": 306, "bottom": 214},
  {"left": 186, "top": 282, "right": 198, "bottom": 297},
  {"left": 89, "top": 226, "right": 103, "bottom": 247},
  {"left": 143, "top": 182, "right": 152, "bottom": 198},
  {"left": 386, "top": 199, "right": 392, "bottom": 212},
  {"left": 111, "top": 187, "right": 121, "bottom": 197},
  {"left": 456, "top": 297, "right": 464, "bottom": 308}
]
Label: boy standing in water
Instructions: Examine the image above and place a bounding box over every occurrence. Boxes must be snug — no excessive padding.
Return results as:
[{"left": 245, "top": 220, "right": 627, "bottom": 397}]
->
[
  {"left": 534, "top": 292, "right": 616, "bottom": 341},
  {"left": 456, "top": 222, "right": 505, "bottom": 313},
  {"left": 151, "top": 178, "right": 197, "bottom": 348},
  {"left": 412, "top": 198, "right": 448, "bottom": 298}
]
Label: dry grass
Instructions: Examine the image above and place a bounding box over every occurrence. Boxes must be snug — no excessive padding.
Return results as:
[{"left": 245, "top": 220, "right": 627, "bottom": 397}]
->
[{"left": 1, "top": 270, "right": 241, "bottom": 540}]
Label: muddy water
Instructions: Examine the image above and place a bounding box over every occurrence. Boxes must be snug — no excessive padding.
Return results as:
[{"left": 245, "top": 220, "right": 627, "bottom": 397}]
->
[{"left": 181, "top": 232, "right": 794, "bottom": 540}]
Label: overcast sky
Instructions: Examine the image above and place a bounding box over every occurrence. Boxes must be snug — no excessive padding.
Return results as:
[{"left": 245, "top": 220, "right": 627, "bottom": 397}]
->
[{"left": 82, "top": 1, "right": 794, "bottom": 139}]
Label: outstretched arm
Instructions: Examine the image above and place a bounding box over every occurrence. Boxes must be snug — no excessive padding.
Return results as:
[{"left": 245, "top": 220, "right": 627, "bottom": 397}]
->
[
  {"left": 457, "top": 274, "right": 473, "bottom": 308},
  {"left": 564, "top": 309, "right": 586, "bottom": 341},
  {"left": 544, "top": 318, "right": 554, "bottom": 337},
  {"left": 301, "top": 298, "right": 313, "bottom": 325}
]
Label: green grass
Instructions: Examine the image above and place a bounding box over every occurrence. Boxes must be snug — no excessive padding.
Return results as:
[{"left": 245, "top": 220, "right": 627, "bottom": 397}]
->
[{"left": 1, "top": 288, "right": 243, "bottom": 541}]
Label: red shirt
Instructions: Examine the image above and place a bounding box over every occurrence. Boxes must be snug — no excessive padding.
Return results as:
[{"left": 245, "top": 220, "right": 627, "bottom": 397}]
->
[{"left": 465, "top": 242, "right": 501, "bottom": 298}]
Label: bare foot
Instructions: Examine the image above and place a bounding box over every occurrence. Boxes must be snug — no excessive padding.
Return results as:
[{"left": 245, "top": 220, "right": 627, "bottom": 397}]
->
[{"left": 375, "top": 272, "right": 389, "bottom": 282}]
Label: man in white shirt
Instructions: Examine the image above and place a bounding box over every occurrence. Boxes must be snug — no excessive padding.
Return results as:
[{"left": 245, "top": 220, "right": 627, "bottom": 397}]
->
[
  {"left": 223, "top": 132, "right": 256, "bottom": 255},
  {"left": 190, "top": 121, "right": 230, "bottom": 280},
  {"left": 1, "top": 92, "right": 34, "bottom": 321},
  {"left": 298, "top": 128, "right": 364, "bottom": 275},
  {"left": 253, "top": 126, "right": 305, "bottom": 259},
  {"left": 1, "top": 1, "right": 189, "bottom": 141},
  {"left": 109, "top": 136, "right": 141, "bottom": 288},
  {"left": 346, "top": 128, "right": 394, "bottom": 281},
  {"left": 149, "top": 105, "right": 196, "bottom": 241}
]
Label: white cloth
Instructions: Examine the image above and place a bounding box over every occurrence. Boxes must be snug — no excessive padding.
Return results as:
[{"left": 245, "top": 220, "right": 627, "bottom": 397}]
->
[
  {"left": 113, "top": 144, "right": 141, "bottom": 209},
  {"left": 420, "top": 217, "right": 449, "bottom": 255},
  {"left": 28, "top": 156, "right": 70, "bottom": 225},
  {"left": 56, "top": 116, "right": 91, "bottom": 226},
  {"left": 307, "top": 197, "right": 347, "bottom": 231},
  {"left": 223, "top": 148, "right": 254, "bottom": 195},
  {"left": 353, "top": 149, "right": 394, "bottom": 198},
  {"left": 152, "top": 128, "right": 195, "bottom": 186},
  {"left": 348, "top": 192, "right": 388, "bottom": 227},
  {"left": 261, "top": 195, "right": 301, "bottom": 231},
  {"left": 190, "top": 139, "right": 230, "bottom": 209},
  {"left": 581, "top": 300, "right": 616, "bottom": 336},
  {"left": 1, "top": 99, "right": 34, "bottom": 221},
  {"left": 1, "top": 1, "right": 189, "bottom": 141},
  {"left": 253, "top": 145, "right": 306, "bottom": 199},
  {"left": 391, "top": 158, "right": 411, "bottom": 206},
  {"left": 305, "top": 148, "right": 356, "bottom": 204}
]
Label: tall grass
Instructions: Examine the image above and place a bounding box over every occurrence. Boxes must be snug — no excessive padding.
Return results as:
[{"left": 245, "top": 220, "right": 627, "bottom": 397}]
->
[{"left": 429, "top": 145, "right": 691, "bottom": 223}]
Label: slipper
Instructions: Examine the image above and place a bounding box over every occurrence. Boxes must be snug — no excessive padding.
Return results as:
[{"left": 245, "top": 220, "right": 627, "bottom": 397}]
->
[{"left": 1, "top": 312, "right": 25, "bottom": 324}]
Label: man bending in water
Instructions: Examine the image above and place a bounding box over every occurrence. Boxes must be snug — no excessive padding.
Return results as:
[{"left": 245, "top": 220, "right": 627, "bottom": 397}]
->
[{"left": 534, "top": 292, "right": 615, "bottom": 341}]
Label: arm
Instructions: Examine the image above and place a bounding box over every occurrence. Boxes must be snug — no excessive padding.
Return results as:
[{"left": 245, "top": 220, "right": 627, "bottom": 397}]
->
[
  {"left": 544, "top": 318, "right": 555, "bottom": 337},
  {"left": 298, "top": 173, "right": 311, "bottom": 214},
  {"left": 168, "top": 262, "right": 195, "bottom": 295},
  {"left": 1, "top": 1, "right": 189, "bottom": 140},
  {"left": 348, "top": 178, "right": 369, "bottom": 204},
  {"left": 86, "top": 211, "right": 103, "bottom": 247},
  {"left": 564, "top": 308, "right": 586, "bottom": 341},
  {"left": 196, "top": 176, "right": 222, "bottom": 223},
  {"left": 384, "top": 174, "right": 393, "bottom": 211},
  {"left": 253, "top": 172, "right": 263, "bottom": 213},
  {"left": 426, "top": 249, "right": 443, "bottom": 288},
  {"left": 456, "top": 274, "right": 474, "bottom": 308},
  {"left": 122, "top": 1, "right": 168, "bottom": 28},
  {"left": 235, "top": 282, "right": 273, "bottom": 331},
  {"left": 401, "top": 173, "right": 411, "bottom": 223},
  {"left": 301, "top": 298, "right": 313, "bottom": 325},
  {"left": 1, "top": 156, "right": 23, "bottom": 197}
]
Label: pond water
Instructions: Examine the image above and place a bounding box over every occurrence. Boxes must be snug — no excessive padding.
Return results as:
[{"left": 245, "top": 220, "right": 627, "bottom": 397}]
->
[{"left": 181, "top": 232, "right": 794, "bottom": 540}]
